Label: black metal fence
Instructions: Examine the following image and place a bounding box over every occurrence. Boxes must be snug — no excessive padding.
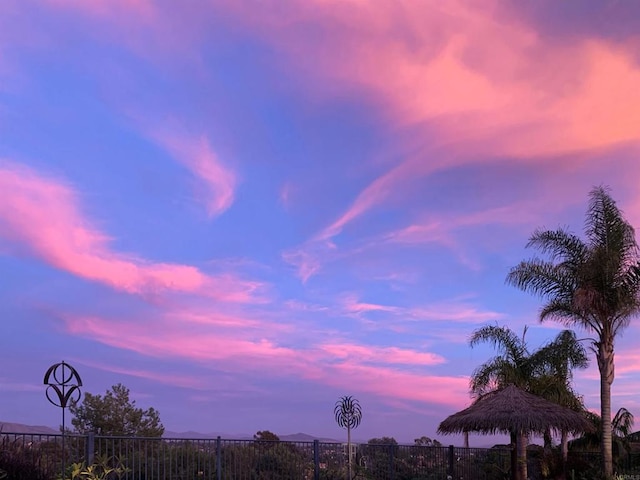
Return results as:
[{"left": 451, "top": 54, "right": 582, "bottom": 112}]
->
[{"left": 1, "top": 432, "right": 639, "bottom": 480}]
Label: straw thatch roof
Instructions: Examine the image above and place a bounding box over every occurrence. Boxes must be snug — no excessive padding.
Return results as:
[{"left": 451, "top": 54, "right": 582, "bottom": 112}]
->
[{"left": 438, "top": 385, "right": 593, "bottom": 436}]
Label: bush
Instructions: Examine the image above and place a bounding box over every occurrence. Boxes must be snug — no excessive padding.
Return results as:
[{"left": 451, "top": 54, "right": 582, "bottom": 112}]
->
[{"left": 0, "top": 436, "right": 51, "bottom": 480}]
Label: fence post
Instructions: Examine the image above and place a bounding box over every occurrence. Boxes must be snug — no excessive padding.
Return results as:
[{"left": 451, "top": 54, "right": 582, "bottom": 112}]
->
[
  {"left": 314, "top": 440, "right": 319, "bottom": 480},
  {"left": 448, "top": 445, "right": 454, "bottom": 477},
  {"left": 216, "top": 436, "right": 222, "bottom": 480},
  {"left": 85, "top": 432, "right": 95, "bottom": 465},
  {"left": 389, "top": 444, "right": 394, "bottom": 480}
]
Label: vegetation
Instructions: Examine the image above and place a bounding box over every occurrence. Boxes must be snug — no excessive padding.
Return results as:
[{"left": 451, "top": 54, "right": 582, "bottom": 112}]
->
[
  {"left": 507, "top": 186, "right": 640, "bottom": 479},
  {"left": 572, "top": 408, "right": 635, "bottom": 463},
  {"left": 254, "top": 430, "right": 281, "bottom": 442},
  {"left": 469, "top": 324, "right": 588, "bottom": 480},
  {"left": 0, "top": 435, "right": 57, "bottom": 480},
  {"left": 69, "top": 383, "right": 164, "bottom": 437},
  {"left": 66, "top": 455, "right": 129, "bottom": 480},
  {"left": 414, "top": 436, "right": 442, "bottom": 447}
]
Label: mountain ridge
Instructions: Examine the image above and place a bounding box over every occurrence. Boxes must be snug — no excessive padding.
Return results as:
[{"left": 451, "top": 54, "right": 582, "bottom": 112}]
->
[{"left": 0, "top": 421, "right": 340, "bottom": 442}]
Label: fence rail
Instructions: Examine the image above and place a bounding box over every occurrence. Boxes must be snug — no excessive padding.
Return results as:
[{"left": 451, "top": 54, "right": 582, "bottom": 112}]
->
[{"left": 1, "top": 432, "right": 639, "bottom": 480}]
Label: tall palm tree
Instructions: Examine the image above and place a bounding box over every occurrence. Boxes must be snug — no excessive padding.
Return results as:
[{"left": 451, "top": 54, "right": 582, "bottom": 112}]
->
[
  {"left": 334, "top": 395, "right": 362, "bottom": 480},
  {"left": 470, "top": 325, "right": 588, "bottom": 480},
  {"left": 507, "top": 186, "right": 640, "bottom": 479}
]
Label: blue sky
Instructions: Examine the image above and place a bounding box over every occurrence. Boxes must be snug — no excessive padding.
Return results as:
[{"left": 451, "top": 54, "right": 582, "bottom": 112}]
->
[{"left": 1, "top": 0, "right": 640, "bottom": 444}]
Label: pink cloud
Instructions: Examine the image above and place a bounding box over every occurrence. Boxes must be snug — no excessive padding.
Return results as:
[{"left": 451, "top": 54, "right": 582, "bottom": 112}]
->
[
  {"left": 324, "top": 362, "right": 470, "bottom": 407},
  {"left": 383, "top": 220, "right": 453, "bottom": 247},
  {"left": 30, "top": 1, "right": 640, "bottom": 258},
  {"left": 0, "top": 161, "right": 258, "bottom": 300},
  {"left": 73, "top": 358, "right": 208, "bottom": 390},
  {"left": 341, "top": 294, "right": 505, "bottom": 325},
  {"left": 319, "top": 343, "right": 445, "bottom": 366},
  {"left": 61, "top": 312, "right": 470, "bottom": 408},
  {"left": 287, "top": 184, "right": 593, "bottom": 281},
  {"left": 143, "top": 126, "right": 237, "bottom": 217},
  {"left": 209, "top": 1, "right": 640, "bottom": 249},
  {"left": 282, "top": 244, "right": 327, "bottom": 282},
  {"left": 613, "top": 351, "right": 640, "bottom": 378},
  {"left": 45, "top": 0, "right": 154, "bottom": 17},
  {"left": 37, "top": 1, "right": 640, "bottom": 161},
  {"left": 405, "top": 304, "right": 504, "bottom": 324},
  {"left": 63, "top": 315, "right": 298, "bottom": 365},
  {"left": 342, "top": 294, "right": 400, "bottom": 316}
]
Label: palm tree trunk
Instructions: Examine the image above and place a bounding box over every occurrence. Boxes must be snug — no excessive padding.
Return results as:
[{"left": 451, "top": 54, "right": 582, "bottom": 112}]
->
[
  {"left": 599, "top": 339, "right": 615, "bottom": 479},
  {"left": 561, "top": 430, "right": 569, "bottom": 480},
  {"left": 510, "top": 431, "right": 517, "bottom": 480},
  {"left": 516, "top": 430, "right": 528, "bottom": 480}
]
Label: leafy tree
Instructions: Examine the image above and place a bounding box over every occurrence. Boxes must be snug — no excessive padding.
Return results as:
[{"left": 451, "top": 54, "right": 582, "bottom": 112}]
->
[
  {"left": 69, "top": 383, "right": 164, "bottom": 437},
  {"left": 507, "top": 186, "right": 640, "bottom": 479},
  {"left": 413, "top": 436, "right": 441, "bottom": 447},
  {"left": 363, "top": 438, "right": 398, "bottom": 479},
  {"left": 254, "top": 430, "right": 280, "bottom": 442},
  {"left": 223, "top": 431, "right": 304, "bottom": 479}
]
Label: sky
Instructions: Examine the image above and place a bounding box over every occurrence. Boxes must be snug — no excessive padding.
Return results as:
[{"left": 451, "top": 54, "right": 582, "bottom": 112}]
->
[{"left": 1, "top": 0, "right": 640, "bottom": 445}]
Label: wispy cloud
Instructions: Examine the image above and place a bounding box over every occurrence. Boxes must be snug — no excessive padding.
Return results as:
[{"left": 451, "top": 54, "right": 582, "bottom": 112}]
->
[
  {"left": 319, "top": 343, "right": 445, "bottom": 366},
  {"left": 0, "top": 161, "right": 257, "bottom": 300},
  {"left": 72, "top": 358, "right": 208, "bottom": 390},
  {"left": 145, "top": 127, "right": 237, "bottom": 217},
  {"left": 224, "top": 0, "right": 640, "bottom": 265},
  {"left": 341, "top": 294, "right": 504, "bottom": 325},
  {"left": 60, "top": 311, "right": 467, "bottom": 407}
]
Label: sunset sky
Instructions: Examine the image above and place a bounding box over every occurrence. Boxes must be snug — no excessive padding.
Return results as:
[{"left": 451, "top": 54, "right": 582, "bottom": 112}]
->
[{"left": 2, "top": 0, "right": 640, "bottom": 444}]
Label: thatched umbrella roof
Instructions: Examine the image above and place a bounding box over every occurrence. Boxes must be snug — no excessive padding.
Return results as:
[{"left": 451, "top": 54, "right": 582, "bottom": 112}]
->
[{"left": 438, "top": 385, "right": 593, "bottom": 436}]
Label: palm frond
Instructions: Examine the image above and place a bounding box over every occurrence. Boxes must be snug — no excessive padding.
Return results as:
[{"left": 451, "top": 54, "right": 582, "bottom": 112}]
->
[
  {"left": 612, "top": 407, "right": 634, "bottom": 438},
  {"left": 469, "top": 325, "right": 528, "bottom": 361},
  {"left": 586, "top": 186, "right": 637, "bottom": 258},
  {"left": 507, "top": 259, "right": 575, "bottom": 300},
  {"left": 527, "top": 228, "right": 588, "bottom": 264}
]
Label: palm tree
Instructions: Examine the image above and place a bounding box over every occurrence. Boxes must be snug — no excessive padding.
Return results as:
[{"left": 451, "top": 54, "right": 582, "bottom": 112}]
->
[
  {"left": 334, "top": 395, "right": 362, "bottom": 480},
  {"left": 470, "top": 325, "right": 588, "bottom": 480},
  {"left": 507, "top": 186, "right": 640, "bottom": 479},
  {"left": 530, "top": 329, "right": 589, "bottom": 464},
  {"left": 470, "top": 325, "right": 532, "bottom": 480}
]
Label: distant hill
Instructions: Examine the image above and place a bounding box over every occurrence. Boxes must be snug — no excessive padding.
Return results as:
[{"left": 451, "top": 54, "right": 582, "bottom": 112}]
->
[
  {"left": 0, "top": 421, "right": 58, "bottom": 435},
  {"left": 279, "top": 432, "right": 341, "bottom": 443},
  {"left": 164, "top": 430, "right": 340, "bottom": 443},
  {"left": 163, "top": 430, "right": 252, "bottom": 440},
  {"left": 0, "top": 422, "right": 340, "bottom": 443}
]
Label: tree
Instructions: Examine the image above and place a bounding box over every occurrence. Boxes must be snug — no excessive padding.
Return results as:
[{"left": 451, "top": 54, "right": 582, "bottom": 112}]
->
[
  {"left": 469, "top": 325, "right": 588, "bottom": 480},
  {"left": 69, "top": 383, "right": 164, "bottom": 437},
  {"left": 254, "top": 430, "right": 280, "bottom": 442},
  {"left": 413, "top": 436, "right": 442, "bottom": 447},
  {"left": 530, "top": 329, "right": 588, "bottom": 465},
  {"left": 507, "top": 186, "right": 640, "bottom": 479},
  {"left": 334, "top": 395, "right": 362, "bottom": 480}
]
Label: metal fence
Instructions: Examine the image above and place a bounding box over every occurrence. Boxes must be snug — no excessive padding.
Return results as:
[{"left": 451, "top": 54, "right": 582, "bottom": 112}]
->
[{"left": 1, "top": 432, "right": 639, "bottom": 480}]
